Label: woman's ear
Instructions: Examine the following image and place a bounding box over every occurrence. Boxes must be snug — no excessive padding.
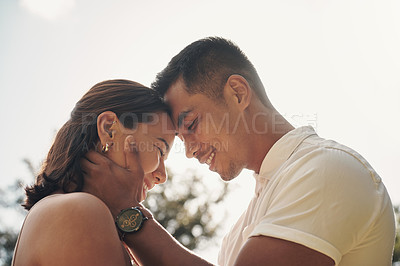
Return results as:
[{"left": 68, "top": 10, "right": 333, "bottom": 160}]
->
[
  {"left": 225, "top": 74, "right": 252, "bottom": 111},
  {"left": 97, "top": 111, "right": 118, "bottom": 146}
]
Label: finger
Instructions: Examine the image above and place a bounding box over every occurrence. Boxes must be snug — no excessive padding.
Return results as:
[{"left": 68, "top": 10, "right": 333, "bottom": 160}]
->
[
  {"left": 81, "top": 156, "right": 94, "bottom": 174},
  {"left": 83, "top": 150, "right": 104, "bottom": 165},
  {"left": 81, "top": 151, "right": 112, "bottom": 178},
  {"left": 82, "top": 154, "right": 95, "bottom": 164},
  {"left": 81, "top": 153, "right": 99, "bottom": 174},
  {"left": 124, "top": 135, "right": 144, "bottom": 176},
  {"left": 124, "top": 135, "right": 138, "bottom": 166},
  {"left": 124, "top": 135, "right": 138, "bottom": 154}
]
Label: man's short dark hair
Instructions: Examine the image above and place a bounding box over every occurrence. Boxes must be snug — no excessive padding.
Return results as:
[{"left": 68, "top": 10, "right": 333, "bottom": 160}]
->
[{"left": 152, "top": 37, "right": 269, "bottom": 105}]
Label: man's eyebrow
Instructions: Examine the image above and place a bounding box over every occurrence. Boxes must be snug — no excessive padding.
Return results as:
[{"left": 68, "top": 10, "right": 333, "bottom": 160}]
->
[
  {"left": 157, "top": 138, "right": 170, "bottom": 152},
  {"left": 177, "top": 110, "right": 192, "bottom": 128}
]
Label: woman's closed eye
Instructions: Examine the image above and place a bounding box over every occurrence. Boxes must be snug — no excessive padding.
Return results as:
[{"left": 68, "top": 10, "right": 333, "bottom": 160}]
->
[
  {"left": 156, "top": 146, "right": 165, "bottom": 157},
  {"left": 155, "top": 138, "right": 170, "bottom": 158}
]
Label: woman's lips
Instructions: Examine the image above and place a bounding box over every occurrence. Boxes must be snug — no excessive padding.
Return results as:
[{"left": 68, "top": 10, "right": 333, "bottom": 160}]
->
[
  {"left": 141, "top": 180, "right": 154, "bottom": 201},
  {"left": 141, "top": 183, "right": 148, "bottom": 201}
]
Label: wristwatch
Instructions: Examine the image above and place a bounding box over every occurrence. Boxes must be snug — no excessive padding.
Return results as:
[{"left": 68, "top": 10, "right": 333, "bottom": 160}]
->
[{"left": 115, "top": 207, "right": 148, "bottom": 237}]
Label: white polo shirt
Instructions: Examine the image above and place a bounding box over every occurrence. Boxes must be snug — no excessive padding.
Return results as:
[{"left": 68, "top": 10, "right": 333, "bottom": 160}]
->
[{"left": 218, "top": 126, "right": 395, "bottom": 266}]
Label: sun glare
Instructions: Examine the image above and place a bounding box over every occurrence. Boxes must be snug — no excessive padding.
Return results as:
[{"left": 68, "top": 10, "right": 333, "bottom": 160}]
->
[{"left": 20, "top": 0, "right": 76, "bottom": 20}]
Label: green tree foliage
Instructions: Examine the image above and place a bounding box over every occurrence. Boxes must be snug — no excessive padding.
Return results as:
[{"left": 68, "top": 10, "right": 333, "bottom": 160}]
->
[
  {"left": 393, "top": 206, "right": 400, "bottom": 263},
  {"left": 144, "top": 168, "right": 229, "bottom": 251},
  {"left": 0, "top": 180, "right": 25, "bottom": 266},
  {"left": 0, "top": 230, "right": 17, "bottom": 266},
  {"left": 0, "top": 159, "right": 33, "bottom": 265}
]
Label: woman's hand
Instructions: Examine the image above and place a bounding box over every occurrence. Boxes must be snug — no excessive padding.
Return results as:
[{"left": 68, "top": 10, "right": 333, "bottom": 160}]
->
[{"left": 82, "top": 135, "right": 143, "bottom": 218}]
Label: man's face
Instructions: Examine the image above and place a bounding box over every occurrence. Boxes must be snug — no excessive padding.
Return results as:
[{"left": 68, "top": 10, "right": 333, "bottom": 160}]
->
[{"left": 164, "top": 78, "right": 248, "bottom": 181}]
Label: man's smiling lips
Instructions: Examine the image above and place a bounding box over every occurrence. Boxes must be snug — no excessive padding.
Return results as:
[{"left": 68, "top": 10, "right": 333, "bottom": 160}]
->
[{"left": 197, "top": 148, "right": 216, "bottom": 166}]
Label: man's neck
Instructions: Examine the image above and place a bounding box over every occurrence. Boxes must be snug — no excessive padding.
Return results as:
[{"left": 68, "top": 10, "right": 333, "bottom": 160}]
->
[{"left": 246, "top": 108, "right": 294, "bottom": 173}]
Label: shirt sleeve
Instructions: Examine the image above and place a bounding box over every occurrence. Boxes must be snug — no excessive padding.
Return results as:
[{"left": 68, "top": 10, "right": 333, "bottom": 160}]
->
[{"left": 248, "top": 147, "right": 380, "bottom": 265}]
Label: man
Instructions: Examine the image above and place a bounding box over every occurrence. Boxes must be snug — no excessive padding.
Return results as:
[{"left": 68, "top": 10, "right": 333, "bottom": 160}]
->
[{"left": 83, "top": 37, "right": 395, "bottom": 265}]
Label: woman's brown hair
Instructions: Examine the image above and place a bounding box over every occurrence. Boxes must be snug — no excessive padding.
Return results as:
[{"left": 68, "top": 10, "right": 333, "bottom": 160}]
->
[{"left": 23, "top": 79, "right": 169, "bottom": 210}]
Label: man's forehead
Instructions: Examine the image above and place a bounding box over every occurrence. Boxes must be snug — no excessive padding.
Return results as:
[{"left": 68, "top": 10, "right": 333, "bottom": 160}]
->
[
  {"left": 164, "top": 81, "right": 193, "bottom": 127},
  {"left": 164, "top": 77, "right": 187, "bottom": 101}
]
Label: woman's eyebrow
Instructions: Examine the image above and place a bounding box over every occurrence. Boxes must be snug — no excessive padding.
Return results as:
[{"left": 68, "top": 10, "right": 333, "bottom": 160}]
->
[{"left": 157, "top": 137, "right": 170, "bottom": 152}]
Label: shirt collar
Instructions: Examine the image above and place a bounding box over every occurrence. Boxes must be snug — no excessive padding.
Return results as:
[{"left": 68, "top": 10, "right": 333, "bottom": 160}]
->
[{"left": 253, "top": 126, "right": 317, "bottom": 194}]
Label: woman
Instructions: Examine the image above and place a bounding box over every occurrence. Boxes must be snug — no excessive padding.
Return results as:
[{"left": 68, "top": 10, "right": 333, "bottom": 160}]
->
[{"left": 12, "top": 79, "right": 175, "bottom": 266}]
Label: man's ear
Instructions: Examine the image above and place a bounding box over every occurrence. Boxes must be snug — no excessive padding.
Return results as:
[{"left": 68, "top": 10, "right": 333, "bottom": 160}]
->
[
  {"left": 225, "top": 74, "right": 252, "bottom": 111},
  {"left": 97, "top": 111, "right": 118, "bottom": 145}
]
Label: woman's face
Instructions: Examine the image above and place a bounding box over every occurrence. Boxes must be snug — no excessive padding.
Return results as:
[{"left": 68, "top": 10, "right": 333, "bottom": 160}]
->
[{"left": 106, "top": 112, "right": 175, "bottom": 202}]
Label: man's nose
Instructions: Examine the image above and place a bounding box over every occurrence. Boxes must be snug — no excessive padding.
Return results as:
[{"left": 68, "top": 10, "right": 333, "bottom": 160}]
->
[{"left": 180, "top": 133, "right": 200, "bottom": 158}]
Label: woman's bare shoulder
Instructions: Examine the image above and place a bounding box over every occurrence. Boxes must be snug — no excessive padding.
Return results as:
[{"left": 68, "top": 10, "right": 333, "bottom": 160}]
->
[
  {"left": 29, "top": 192, "right": 117, "bottom": 243},
  {"left": 29, "top": 192, "right": 109, "bottom": 220},
  {"left": 18, "top": 193, "right": 129, "bottom": 266},
  {"left": 35, "top": 192, "right": 107, "bottom": 209}
]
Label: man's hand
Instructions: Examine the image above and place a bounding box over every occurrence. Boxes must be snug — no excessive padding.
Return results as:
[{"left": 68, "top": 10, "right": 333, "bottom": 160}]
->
[{"left": 82, "top": 135, "right": 143, "bottom": 217}]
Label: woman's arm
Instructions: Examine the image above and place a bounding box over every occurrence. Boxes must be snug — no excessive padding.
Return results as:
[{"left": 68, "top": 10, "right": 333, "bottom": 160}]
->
[{"left": 122, "top": 205, "right": 213, "bottom": 266}]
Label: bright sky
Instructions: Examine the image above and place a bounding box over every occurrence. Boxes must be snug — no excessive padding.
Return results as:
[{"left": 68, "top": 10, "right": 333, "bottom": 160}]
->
[{"left": 1, "top": 0, "right": 399, "bottom": 263}]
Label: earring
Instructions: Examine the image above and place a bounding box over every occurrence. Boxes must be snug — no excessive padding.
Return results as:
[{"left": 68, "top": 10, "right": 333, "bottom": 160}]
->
[{"left": 101, "top": 142, "right": 113, "bottom": 153}]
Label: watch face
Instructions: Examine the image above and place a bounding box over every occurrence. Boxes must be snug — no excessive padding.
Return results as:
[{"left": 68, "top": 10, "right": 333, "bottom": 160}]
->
[{"left": 116, "top": 208, "right": 144, "bottom": 233}]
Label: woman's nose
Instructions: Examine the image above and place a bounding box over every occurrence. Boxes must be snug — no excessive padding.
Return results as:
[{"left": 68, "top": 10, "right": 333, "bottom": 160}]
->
[{"left": 152, "top": 160, "right": 167, "bottom": 184}]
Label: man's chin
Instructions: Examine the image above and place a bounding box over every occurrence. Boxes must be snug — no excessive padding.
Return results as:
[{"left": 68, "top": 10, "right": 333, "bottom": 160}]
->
[
  {"left": 217, "top": 163, "right": 243, "bottom": 182},
  {"left": 218, "top": 171, "right": 240, "bottom": 182},
  {"left": 220, "top": 175, "right": 235, "bottom": 182}
]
